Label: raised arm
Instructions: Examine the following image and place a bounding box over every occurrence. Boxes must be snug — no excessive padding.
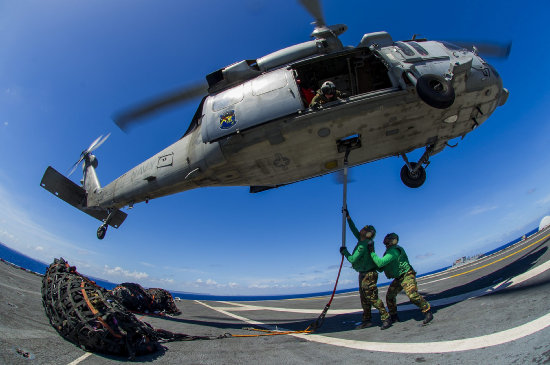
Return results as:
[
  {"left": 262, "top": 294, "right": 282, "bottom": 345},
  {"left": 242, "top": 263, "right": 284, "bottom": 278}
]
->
[{"left": 347, "top": 216, "right": 361, "bottom": 241}]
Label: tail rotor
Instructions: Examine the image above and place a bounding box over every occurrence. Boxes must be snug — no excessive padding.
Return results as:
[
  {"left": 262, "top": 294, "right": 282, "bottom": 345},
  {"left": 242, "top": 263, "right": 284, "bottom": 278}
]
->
[{"left": 68, "top": 133, "right": 111, "bottom": 177}]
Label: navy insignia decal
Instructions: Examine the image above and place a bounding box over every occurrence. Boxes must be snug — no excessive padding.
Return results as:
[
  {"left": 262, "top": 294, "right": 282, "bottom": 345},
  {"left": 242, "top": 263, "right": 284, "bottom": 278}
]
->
[{"left": 219, "top": 110, "right": 237, "bottom": 130}]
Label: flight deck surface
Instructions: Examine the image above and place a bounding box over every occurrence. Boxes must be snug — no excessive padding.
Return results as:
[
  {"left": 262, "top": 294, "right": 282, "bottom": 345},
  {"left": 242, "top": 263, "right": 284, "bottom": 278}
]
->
[{"left": 2, "top": 227, "right": 550, "bottom": 364}]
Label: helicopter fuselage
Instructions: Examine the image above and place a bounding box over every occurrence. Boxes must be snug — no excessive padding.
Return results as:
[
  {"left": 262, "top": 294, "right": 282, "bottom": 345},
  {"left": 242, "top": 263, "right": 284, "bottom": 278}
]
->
[{"left": 88, "top": 33, "right": 507, "bottom": 211}]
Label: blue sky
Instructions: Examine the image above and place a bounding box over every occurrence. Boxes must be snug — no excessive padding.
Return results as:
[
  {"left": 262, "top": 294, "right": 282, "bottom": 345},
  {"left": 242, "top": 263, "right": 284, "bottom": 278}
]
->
[{"left": 1, "top": 0, "right": 549, "bottom": 295}]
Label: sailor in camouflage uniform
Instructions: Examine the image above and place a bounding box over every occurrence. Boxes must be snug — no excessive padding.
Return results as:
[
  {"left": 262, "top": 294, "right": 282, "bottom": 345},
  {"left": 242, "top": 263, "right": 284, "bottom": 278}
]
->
[
  {"left": 340, "top": 209, "right": 391, "bottom": 329},
  {"left": 309, "top": 81, "right": 346, "bottom": 108},
  {"left": 368, "top": 233, "right": 433, "bottom": 325}
]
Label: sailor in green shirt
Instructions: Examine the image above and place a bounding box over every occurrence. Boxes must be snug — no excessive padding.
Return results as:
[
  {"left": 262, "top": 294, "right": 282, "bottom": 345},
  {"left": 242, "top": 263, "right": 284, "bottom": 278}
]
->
[
  {"left": 368, "top": 233, "right": 433, "bottom": 325},
  {"left": 340, "top": 209, "right": 391, "bottom": 330}
]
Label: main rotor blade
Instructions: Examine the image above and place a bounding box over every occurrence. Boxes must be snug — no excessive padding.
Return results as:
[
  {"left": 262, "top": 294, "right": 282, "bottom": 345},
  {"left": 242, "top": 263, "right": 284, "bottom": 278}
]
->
[
  {"left": 113, "top": 82, "right": 208, "bottom": 131},
  {"left": 451, "top": 41, "right": 512, "bottom": 59},
  {"left": 298, "top": 0, "right": 325, "bottom": 28}
]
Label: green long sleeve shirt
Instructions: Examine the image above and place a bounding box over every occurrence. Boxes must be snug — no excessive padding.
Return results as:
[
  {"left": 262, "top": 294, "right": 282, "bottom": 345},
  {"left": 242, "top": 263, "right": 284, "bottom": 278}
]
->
[
  {"left": 341, "top": 217, "right": 377, "bottom": 273},
  {"left": 370, "top": 245, "right": 412, "bottom": 279}
]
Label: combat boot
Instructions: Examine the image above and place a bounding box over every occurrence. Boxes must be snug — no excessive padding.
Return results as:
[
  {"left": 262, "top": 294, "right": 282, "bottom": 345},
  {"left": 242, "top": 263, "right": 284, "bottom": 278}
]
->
[
  {"left": 380, "top": 318, "right": 392, "bottom": 330},
  {"left": 356, "top": 320, "right": 372, "bottom": 329},
  {"left": 422, "top": 310, "right": 433, "bottom": 325},
  {"left": 390, "top": 313, "right": 400, "bottom": 323}
]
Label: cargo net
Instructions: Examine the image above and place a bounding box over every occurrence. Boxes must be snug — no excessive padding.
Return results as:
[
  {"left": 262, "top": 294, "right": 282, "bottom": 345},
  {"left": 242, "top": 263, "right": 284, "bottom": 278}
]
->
[
  {"left": 42, "top": 258, "right": 218, "bottom": 359},
  {"left": 110, "top": 283, "right": 181, "bottom": 315}
]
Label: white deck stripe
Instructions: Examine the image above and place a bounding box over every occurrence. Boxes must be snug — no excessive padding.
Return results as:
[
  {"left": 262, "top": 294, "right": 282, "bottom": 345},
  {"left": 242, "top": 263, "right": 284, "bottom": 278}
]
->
[
  {"left": 66, "top": 352, "right": 92, "bottom": 365},
  {"left": 293, "top": 313, "right": 550, "bottom": 353},
  {"left": 197, "top": 301, "right": 550, "bottom": 354},
  {"left": 195, "top": 258, "right": 550, "bottom": 353},
  {"left": 197, "top": 299, "right": 550, "bottom": 354}
]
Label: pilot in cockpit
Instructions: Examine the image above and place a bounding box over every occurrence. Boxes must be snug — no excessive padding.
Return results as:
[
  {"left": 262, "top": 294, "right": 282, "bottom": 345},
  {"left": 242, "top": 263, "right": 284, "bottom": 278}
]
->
[{"left": 309, "top": 81, "right": 346, "bottom": 108}]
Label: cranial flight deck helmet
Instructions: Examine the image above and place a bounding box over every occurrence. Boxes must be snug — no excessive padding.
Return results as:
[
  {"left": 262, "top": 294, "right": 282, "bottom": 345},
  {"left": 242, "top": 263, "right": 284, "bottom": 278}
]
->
[
  {"left": 320, "top": 81, "right": 336, "bottom": 95},
  {"left": 384, "top": 233, "right": 399, "bottom": 246},
  {"left": 362, "top": 225, "right": 376, "bottom": 238}
]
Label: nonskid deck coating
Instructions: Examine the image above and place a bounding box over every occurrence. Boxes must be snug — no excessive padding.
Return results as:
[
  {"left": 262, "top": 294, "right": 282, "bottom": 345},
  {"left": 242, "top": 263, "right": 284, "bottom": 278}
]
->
[{"left": 1, "top": 228, "right": 550, "bottom": 364}]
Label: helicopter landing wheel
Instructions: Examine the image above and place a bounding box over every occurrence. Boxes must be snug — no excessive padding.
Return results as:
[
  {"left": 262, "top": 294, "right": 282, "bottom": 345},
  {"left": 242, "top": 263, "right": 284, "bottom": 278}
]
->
[
  {"left": 400, "top": 162, "right": 426, "bottom": 188},
  {"left": 416, "top": 74, "right": 455, "bottom": 109},
  {"left": 97, "top": 224, "right": 108, "bottom": 240}
]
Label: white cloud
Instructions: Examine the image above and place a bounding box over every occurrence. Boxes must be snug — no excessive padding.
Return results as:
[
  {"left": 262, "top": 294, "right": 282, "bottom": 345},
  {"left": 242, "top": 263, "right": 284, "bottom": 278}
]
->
[
  {"left": 191, "top": 278, "right": 240, "bottom": 290},
  {"left": 537, "top": 194, "right": 550, "bottom": 206},
  {"left": 468, "top": 205, "right": 498, "bottom": 216},
  {"left": 416, "top": 252, "right": 435, "bottom": 260},
  {"left": 103, "top": 265, "right": 149, "bottom": 280},
  {"left": 4, "top": 88, "right": 17, "bottom": 96},
  {"left": 34, "top": 246, "right": 44, "bottom": 251}
]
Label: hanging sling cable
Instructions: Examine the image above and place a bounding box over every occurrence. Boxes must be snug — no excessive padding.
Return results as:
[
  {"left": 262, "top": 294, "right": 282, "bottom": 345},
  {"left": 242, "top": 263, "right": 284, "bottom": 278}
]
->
[
  {"left": 239, "top": 135, "right": 363, "bottom": 336},
  {"left": 308, "top": 134, "right": 362, "bottom": 330}
]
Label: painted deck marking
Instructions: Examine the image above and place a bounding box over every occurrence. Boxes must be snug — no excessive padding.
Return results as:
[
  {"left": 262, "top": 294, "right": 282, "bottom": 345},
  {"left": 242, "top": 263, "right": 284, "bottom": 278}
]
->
[
  {"left": 66, "top": 352, "right": 92, "bottom": 365},
  {"left": 197, "top": 301, "right": 550, "bottom": 354},
  {"left": 449, "top": 232, "right": 550, "bottom": 279},
  {"left": 196, "top": 254, "right": 550, "bottom": 353}
]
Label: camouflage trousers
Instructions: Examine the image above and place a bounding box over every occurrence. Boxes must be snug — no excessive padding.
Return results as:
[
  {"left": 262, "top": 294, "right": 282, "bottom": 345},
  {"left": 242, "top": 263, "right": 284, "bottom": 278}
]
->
[
  {"left": 386, "top": 270, "right": 431, "bottom": 315},
  {"left": 359, "top": 271, "right": 389, "bottom": 321}
]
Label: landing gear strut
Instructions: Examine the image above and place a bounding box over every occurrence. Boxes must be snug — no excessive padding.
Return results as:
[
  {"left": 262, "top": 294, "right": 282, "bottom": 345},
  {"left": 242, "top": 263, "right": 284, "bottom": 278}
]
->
[
  {"left": 96, "top": 209, "right": 115, "bottom": 240},
  {"left": 400, "top": 146, "right": 433, "bottom": 188}
]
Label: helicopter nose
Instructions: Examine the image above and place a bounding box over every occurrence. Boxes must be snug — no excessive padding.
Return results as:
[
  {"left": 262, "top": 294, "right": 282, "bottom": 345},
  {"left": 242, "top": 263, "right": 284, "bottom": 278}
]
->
[{"left": 498, "top": 87, "right": 509, "bottom": 107}]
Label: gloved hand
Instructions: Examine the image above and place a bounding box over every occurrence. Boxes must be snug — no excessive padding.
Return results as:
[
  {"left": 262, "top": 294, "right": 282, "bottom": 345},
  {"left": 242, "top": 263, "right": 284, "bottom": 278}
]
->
[
  {"left": 342, "top": 208, "right": 350, "bottom": 218},
  {"left": 367, "top": 243, "right": 374, "bottom": 253},
  {"left": 339, "top": 246, "right": 347, "bottom": 255}
]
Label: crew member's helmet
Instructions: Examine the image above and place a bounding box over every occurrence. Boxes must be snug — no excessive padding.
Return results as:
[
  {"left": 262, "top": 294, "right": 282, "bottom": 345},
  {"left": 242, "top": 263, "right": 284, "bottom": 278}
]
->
[
  {"left": 384, "top": 233, "right": 399, "bottom": 246},
  {"left": 362, "top": 225, "right": 376, "bottom": 238},
  {"left": 320, "top": 81, "right": 336, "bottom": 95}
]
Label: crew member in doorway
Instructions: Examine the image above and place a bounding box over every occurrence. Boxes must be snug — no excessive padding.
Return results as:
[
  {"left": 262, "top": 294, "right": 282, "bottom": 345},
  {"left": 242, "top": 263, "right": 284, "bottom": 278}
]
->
[
  {"left": 368, "top": 233, "right": 434, "bottom": 325},
  {"left": 309, "top": 81, "right": 346, "bottom": 108},
  {"left": 340, "top": 209, "right": 391, "bottom": 330}
]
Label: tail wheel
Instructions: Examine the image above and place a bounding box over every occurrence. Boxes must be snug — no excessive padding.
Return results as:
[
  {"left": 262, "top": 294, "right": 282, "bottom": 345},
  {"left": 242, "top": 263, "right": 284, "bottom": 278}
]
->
[
  {"left": 400, "top": 162, "right": 426, "bottom": 188},
  {"left": 416, "top": 74, "right": 455, "bottom": 109},
  {"left": 97, "top": 225, "right": 107, "bottom": 240}
]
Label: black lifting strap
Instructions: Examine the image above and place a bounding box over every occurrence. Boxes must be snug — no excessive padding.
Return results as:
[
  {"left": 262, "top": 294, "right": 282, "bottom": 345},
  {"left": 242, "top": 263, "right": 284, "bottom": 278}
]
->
[{"left": 154, "top": 328, "right": 230, "bottom": 342}]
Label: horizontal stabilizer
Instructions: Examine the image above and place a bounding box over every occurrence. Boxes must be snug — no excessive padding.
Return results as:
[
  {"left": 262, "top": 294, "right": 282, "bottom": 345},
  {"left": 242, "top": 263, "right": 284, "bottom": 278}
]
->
[{"left": 40, "top": 166, "right": 127, "bottom": 228}]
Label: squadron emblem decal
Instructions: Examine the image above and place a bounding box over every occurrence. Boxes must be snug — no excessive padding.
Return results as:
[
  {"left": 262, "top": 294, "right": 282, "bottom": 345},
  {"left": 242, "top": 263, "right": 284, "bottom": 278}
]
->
[{"left": 219, "top": 110, "right": 237, "bottom": 130}]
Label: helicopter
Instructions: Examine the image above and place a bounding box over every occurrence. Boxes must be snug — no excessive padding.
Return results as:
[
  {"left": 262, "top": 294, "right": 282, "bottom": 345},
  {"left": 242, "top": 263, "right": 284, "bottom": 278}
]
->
[{"left": 40, "top": 0, "right": 509, "bottom": 239}]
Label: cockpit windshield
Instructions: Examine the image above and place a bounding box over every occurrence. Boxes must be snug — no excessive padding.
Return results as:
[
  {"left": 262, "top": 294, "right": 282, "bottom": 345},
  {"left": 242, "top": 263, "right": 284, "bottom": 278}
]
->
[{"left": 441, "top": 41, "right": 465, "bottom": 52}]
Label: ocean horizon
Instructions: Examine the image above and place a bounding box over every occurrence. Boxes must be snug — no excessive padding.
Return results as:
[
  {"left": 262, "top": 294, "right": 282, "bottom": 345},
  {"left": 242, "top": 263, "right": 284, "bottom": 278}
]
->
[{"left": 0, "top": 227, "right": 536, "bottom": 301}]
